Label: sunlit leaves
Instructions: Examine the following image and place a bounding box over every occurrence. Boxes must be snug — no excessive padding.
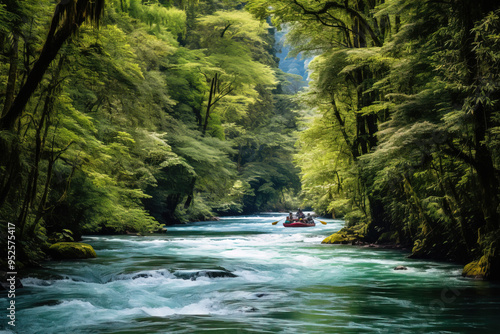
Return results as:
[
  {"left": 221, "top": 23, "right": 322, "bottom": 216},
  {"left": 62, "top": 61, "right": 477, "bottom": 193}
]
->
[
  {"left": 197, "top": 10, "right": 269, "bottom": 45},
  {"left": 193, "top": 10, "right": 277, "bottom": 128},
  {"left": 128, "top": 0, "right": 187, "bottom": 37},
  {"left": 0, "top": 0, "right": 303, "bottom": 248}
]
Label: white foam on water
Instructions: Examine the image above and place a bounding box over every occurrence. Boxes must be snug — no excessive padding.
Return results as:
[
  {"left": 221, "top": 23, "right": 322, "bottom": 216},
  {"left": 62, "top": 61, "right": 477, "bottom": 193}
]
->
[
  {"left": 135, "top": 239, "right": 170, "bottom": 245},
  {"left": 111, "top": 269, "right": 184, "bottom": 286},
  {"left": 232, "top": 269, "right": 275, "bottom": 283},
  {"left": 172, "top": 237, "right": 240, "bottom": 248},
  {"left": 19, "top": 297, "right": 232, "bottom": 331},
  {"left": 399, "top": 266, "right": 465, "bottom": 281},
  {"left": 288, "top": 254, "right": 326, "bottom": 267},
  {"left": 110, "top": 273, "right": 213, "bottom": 292},
  {"left": 163, "top": 235, "right": 311, "bottom": 262},
  {"left": 21, "top": 287, "right": 244, "bottom": 323},
  {"left": 141, "top": 298, "right": 228, "bottom": 317},
  {"left": 21, "top": 277, "right": 57, "bottom": 286},
  {"left": 168, "top": 233, "right": 312, "bottom": 251},
  {"left": 219, "top": 248, "right": 282, "bottom": 262},
  {"left": 324, "top": 256, "right": 407, "bottom": 268},
  {"left": 18, "top": 299, "right": 111, "bottom": 328},
  {"left": 303, "top": 235, "right": 329, "bottom": 243},
  {"left": 16, "top": 216, "right": 483, "bottom": 334},
  {"left": 83, "top": 236, "right": 142, "bottom": 243}
]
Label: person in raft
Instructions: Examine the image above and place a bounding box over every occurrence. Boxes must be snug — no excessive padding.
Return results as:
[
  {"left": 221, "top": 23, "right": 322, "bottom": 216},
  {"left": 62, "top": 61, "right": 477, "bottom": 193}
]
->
[
  {"left": 286, "top": 213, "right": 293, "bottom": 223},
  {"left": 297, "top": 209, "right": 305, "bottom": 219},
  {"left": 306, "top": 213, "right": 314, "bottom": 224}
]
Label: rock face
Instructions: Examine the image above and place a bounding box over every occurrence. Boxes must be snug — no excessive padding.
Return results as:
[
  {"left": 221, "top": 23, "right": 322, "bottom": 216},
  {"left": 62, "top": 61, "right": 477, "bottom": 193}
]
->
[{"left": 49, "top": 242, "right": 97, "bottom": 260}]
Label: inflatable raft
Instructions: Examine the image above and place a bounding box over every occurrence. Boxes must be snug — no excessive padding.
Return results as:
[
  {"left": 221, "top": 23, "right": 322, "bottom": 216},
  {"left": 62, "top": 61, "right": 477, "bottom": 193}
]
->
[{"left": 283, "top": 220, "right": 315, "bottom": 227}]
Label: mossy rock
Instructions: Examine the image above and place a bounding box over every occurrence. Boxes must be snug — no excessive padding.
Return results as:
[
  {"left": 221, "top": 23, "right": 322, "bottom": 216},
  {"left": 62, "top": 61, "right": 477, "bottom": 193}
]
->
[
  {"left": 462, "top": 259, "right": 484, "bottom": 279},
  {"left": 462, "top": 246, "right": 500, "bottom": 280},
  {"left": 322, "top": 227, "right": 364, "bottom": 244},
  {"left": 49, "top": 242, "right": 97, "bottom": 260}
]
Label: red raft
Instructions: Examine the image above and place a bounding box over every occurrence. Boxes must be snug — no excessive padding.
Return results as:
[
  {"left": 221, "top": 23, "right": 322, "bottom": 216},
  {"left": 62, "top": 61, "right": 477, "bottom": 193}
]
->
[{"left": 283, "top": 219, "right": 316, "bottom": 227}]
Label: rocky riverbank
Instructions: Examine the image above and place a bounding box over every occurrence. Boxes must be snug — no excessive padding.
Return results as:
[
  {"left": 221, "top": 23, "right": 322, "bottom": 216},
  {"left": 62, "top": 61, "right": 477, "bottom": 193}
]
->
[{"left": 322, "top": 226, "right": 499, "bottom": 280}]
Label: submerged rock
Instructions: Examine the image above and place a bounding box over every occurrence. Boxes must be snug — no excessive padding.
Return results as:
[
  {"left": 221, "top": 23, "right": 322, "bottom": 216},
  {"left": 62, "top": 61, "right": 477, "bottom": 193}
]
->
[
  {"left": 240, "top": 306, "right": 258, "bottom": 313},
  {"left": 394, "top": 266, "right": 408, "bottom": 270},
  {"left": 49, "top": 242, "right": 97, "bottom": 260},
  {"left": 173, "top": 269, "right": 237, "bottom": 280},
  {"left": 131, "top": 273, "right": 154, "bottom": 280},
  {"left": 32, "top": 299, "right": 62, "bottom": 307}
]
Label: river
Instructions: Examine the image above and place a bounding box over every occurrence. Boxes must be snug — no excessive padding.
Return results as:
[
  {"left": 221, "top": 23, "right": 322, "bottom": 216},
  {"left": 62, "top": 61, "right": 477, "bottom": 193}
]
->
[{"left": 4, "top": 214, "right": 500, "bottom": 333}]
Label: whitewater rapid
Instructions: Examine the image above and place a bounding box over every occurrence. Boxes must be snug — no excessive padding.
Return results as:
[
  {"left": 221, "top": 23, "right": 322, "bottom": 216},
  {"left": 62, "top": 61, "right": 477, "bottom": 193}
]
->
[{"left": 3, "top": 214, "right": 499, "bottom": 333}]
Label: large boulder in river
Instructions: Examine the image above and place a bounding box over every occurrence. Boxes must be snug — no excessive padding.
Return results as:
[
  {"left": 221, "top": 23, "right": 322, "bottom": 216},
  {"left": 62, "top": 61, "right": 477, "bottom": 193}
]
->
[{"left": 49, "top": 242, "right": 97, "bottom": 260}]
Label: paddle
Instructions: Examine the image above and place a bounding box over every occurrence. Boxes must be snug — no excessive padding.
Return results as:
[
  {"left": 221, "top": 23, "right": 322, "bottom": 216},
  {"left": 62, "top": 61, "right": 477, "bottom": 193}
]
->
[
  {"left": 315, "top": 219, "right": 327, "bottom": 225},
  {"left": 271, "top": 219, "right": 283, "bottom": 225}
]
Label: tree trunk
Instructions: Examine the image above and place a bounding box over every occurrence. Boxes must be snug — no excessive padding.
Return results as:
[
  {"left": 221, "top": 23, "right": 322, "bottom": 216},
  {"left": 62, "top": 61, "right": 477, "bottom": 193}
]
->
[
  {"left": 184, "top": 178, "right": 197, "bottom": 209},
  {"left": 202, "top": 75, "right": 216, "bottom": 135},
  {"left": 474, "top": 126, "right": 500, "bottom": 230},
  {"left": 459, "top": 1, "right": 500, "bottom": 231},
  {"left": 0, "top": 0, "right": 103, "bottom": 131},
  {"left": 2, "top": 33, "right": 19, "bottom": 117},
  {"left": 0, "top": 24, "right": 71, "bottom": 130}
]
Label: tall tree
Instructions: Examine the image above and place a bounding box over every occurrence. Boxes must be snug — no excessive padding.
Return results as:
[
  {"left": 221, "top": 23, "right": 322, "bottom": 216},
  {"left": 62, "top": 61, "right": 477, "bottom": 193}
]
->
[
  {"left": 0, "top": 0, "right": 105, "bottom": 131},
  {"left": 248, "top": 0, "right": 393, "bottom": 229}
]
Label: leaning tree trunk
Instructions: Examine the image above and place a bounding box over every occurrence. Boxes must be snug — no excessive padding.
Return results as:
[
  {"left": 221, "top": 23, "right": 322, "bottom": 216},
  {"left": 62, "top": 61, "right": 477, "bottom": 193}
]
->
[
  {"left": 1, "top": 33, "right": 19, "bottom": 117},
  {"left": 0, "top": 0, "right": 104, "bottom": 131}
]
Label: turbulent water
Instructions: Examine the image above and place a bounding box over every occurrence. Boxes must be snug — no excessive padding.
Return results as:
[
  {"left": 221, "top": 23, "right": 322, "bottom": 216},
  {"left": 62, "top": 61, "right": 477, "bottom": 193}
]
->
[{"left": 3, "top": 214, "right": 500, "bottom": 333}]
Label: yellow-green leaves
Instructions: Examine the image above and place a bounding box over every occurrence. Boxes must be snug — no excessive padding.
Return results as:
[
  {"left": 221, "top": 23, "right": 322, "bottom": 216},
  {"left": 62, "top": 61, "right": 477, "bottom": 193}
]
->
[{"left": 193, "top": 10, "right": 277, "bottom": 129}]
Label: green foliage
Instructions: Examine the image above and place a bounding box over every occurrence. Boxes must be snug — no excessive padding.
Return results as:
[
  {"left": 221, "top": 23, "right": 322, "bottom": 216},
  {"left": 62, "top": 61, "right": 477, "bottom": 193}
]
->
[
  {"left": 127, "top": 0, "right": 187, "bottom": 37},
  {"left": 248, "top": 0, "right": 500, "bottom": 274},
  {"left": 50, "top": 229, "right": 74, "bottom": 243},
  {"left": 0, "top": 0, "right": 302, "bottom": 267}
]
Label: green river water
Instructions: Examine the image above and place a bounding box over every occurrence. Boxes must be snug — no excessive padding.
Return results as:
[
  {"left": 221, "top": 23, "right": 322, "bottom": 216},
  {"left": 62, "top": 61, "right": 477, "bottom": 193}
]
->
[{"left": 2, "top": 214, "right": 500, "bottom": 333}]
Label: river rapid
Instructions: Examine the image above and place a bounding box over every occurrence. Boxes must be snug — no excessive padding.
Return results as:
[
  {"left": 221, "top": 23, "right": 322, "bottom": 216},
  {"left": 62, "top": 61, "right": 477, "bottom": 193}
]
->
[{"left": 3, "top": 214, "right": 500, "bottom": 333}]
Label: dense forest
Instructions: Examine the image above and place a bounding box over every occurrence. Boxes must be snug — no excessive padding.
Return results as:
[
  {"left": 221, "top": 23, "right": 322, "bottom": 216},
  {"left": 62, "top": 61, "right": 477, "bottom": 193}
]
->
[
  {"left": 1, "top": 0, "right": 499, "bottom": 279},
  {"left": 247, "top": 0, "right": 500, "bottom": 279},
  {"left": 0, "top": 0, "right": 302, "bottom": 265}
]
